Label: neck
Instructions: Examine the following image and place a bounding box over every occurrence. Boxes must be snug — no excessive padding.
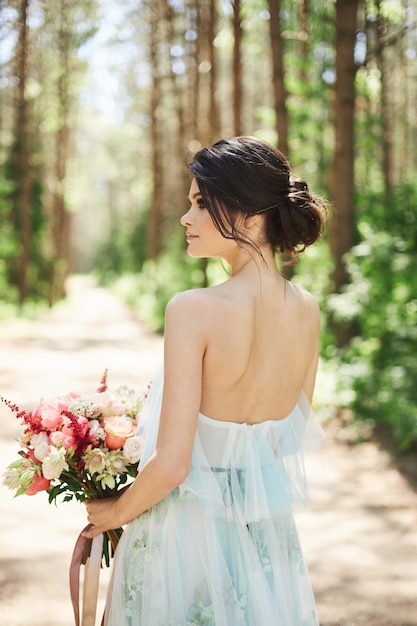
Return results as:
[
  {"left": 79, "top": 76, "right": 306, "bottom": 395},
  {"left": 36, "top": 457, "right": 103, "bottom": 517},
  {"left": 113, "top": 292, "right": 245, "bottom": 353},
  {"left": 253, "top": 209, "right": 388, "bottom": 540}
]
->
[{"left": 226, "top": 244, "right": 279, "bottom": 278}]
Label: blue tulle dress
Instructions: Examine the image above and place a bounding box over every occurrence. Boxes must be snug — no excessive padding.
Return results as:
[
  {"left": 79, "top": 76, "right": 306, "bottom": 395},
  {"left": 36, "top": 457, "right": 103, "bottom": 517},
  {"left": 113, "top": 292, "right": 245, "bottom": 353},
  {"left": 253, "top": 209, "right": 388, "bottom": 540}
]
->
[{"left": 104, "top": 367, "right": 323, "bottom": 625}]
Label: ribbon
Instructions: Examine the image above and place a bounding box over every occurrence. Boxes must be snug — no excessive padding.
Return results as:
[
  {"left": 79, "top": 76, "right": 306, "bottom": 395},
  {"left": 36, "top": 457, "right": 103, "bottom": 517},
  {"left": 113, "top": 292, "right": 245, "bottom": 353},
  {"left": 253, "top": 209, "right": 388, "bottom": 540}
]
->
[{"left": 70, "top": 525, "right": 104, "bottom": 626}]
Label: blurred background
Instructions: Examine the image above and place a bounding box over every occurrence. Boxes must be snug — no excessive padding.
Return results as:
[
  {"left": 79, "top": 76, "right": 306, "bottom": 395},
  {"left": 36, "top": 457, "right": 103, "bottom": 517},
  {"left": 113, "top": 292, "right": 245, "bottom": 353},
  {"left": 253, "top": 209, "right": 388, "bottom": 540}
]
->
[
  {"left": 0, "top": 1, "right": 417, "bottom": 623},
  {"left": 1, "top": 0, "right": 417, "bottom": 453}
]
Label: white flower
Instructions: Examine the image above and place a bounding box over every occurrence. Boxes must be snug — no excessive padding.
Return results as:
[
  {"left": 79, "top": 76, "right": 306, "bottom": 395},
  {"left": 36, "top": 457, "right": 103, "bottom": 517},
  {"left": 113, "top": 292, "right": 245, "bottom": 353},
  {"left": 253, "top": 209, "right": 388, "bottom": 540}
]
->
[
  {"left": 104, "top": 449, "right": 128, "bottom": 476},
  {"left": 42, "top": 447, "right": 69, "bottom": 480},
  {"left": 116, "top": 386, "right": 145, "bottom": 418},
  {"left": 3, "top": 464, "right": 26, "bottom": 490},
  {"left": 95, "top": 450, "right": 129, "bottom": 490},
  {"left": 88, "top": 419, "right": 105, "bottom": 439},
  {"left": 123, "top": 436, "right": 143, "bottom": 464},
  {"left": 68, "top": 398, "right": 97, "bottom": 418},
  {"left": 90, "top": 392, "right": 126, "bottom": 418},
  {"left": 83, "top": 447, "right": 106, "bottom": 475},
  {"left": 100, "top": 474, "right": 116, "bottom": 490},
  {"left": 31, "top": 432, "right": 50, "bottom": 461}
]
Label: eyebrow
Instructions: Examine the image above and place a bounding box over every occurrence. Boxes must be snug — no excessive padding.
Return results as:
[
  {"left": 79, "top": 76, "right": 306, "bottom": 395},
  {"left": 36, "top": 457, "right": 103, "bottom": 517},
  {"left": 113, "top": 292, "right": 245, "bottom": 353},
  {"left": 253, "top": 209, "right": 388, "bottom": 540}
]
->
[{"left": 188, "top": 191, "right": 202, "bottom": 200}]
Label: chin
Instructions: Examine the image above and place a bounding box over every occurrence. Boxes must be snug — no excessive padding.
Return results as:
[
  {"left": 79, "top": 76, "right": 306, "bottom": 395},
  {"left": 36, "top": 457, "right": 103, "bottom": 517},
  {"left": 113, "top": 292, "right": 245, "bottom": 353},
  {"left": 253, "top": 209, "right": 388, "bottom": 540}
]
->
[{"left": 187, "top": 251, "right": 206, "bottom": 259}]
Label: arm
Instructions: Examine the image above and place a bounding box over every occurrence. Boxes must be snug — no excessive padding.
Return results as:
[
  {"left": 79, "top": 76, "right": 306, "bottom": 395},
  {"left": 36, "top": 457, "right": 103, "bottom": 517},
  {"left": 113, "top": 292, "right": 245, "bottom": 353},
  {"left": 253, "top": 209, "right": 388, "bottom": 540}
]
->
[{"left": 83, "top": 292, "right": 208, "bottom": 537}]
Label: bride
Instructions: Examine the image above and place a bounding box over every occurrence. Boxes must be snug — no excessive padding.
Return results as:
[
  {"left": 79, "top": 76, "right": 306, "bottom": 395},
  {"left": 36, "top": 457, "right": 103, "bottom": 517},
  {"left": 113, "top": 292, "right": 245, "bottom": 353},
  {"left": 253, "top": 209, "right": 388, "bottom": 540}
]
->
[{"left": 83, "top": 136, "right": 327, "bottom": 625}]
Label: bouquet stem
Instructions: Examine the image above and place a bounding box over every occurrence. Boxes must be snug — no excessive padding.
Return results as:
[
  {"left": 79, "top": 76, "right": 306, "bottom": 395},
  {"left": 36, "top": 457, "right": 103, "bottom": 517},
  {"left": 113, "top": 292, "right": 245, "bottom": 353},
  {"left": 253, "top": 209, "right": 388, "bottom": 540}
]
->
[{"left": 102, "top": 528, "right": 123, "bottom": 567}]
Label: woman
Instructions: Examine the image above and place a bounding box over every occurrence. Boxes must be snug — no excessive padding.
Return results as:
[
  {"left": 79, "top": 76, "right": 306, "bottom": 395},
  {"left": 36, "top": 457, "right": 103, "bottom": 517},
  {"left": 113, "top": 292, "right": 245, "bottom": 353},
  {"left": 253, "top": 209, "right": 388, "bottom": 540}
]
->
[{"left": 84, "top": 136, "right": 327, "bottom": 625}]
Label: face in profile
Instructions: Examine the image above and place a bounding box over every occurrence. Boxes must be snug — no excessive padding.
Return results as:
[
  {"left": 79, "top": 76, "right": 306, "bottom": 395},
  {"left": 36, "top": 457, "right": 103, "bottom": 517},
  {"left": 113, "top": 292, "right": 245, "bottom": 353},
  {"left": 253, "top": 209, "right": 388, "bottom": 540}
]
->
[{"left": 181, "top": 178, "right": 238, "bottom": 260}]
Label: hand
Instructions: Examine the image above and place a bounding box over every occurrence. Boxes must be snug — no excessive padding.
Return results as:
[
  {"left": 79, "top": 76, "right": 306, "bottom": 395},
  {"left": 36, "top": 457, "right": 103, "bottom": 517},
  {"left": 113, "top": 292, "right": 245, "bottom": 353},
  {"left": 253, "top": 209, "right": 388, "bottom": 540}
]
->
[{"left": 82, "top": 497, "right": 122, "bottom": 539}]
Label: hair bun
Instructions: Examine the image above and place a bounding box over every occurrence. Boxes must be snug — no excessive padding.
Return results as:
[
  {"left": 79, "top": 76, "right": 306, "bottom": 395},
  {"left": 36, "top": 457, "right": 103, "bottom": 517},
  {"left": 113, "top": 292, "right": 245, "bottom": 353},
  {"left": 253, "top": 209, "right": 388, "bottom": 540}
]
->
[
  {"left": 287, "top": 177, "right": 316, "bottom": 218},
  {"left": 288, "top": 177, "right": 308, "bottom": 198},
  {"left": 264, "top": 176, "right": 326, "bottom": 261}
]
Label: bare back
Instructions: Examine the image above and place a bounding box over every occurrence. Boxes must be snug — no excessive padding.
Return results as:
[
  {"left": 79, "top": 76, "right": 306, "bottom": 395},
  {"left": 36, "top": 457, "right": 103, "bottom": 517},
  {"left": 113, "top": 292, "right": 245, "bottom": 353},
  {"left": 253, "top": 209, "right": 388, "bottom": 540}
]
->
[{"left": 198, "top": 273, "right": 320, "bottom": 424}]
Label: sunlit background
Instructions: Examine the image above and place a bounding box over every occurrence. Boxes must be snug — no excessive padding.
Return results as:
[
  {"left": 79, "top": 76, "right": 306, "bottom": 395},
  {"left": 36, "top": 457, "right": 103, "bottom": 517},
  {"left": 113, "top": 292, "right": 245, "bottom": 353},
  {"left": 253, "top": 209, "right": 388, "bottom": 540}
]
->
[
  {"left": 0, "top": 1, "right": 417, "bottom": 624},
  {"left": 1, "top": 0, "right": 417, "bottom": 449}
]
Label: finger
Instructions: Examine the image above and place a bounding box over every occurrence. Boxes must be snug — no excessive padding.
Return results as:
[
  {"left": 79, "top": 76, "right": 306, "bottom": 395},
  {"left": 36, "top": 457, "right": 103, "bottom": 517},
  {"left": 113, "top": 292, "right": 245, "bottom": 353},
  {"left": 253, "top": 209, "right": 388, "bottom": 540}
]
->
[
  {"left": 82, "top": 524, "right": 101, "bottom": 539},
  {"left": 82, "top": 523, "right": 95, "bottom": 535}
]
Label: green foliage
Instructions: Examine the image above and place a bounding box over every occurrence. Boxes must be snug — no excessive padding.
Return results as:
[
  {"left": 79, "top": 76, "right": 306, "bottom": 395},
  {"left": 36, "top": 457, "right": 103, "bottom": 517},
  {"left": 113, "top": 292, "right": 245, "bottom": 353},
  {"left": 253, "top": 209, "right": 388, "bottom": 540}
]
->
[
  {"left": 379, "top": 0, "right": 406, "bottom": 23},
  {"left": 0, "top": 166, "right": 19, "bottom": 308},
  {"left": 291, "top": 238, "right": 335, "bottom": 347},
  {"left": 1, "top": 145, "right": 51, "bottom": 302},
  {"left": 326, "top": 183, "right": 417, "bottom": 451},
  {"left": 93, "top": 206, "right": 149, "bottom": 279}
]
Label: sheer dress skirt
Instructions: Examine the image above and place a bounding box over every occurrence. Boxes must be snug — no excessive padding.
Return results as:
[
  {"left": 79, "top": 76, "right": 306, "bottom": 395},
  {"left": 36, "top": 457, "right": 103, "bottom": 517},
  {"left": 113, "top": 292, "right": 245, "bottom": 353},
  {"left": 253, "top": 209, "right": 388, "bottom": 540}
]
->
[{"left": 104, "top": 367, "right": 323, "bottom": 626}]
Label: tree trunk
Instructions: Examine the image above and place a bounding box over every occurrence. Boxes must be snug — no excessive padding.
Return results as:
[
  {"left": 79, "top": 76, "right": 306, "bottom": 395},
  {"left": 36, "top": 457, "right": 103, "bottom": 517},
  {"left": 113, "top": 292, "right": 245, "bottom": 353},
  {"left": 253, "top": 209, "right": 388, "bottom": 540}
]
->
[
  {"left": 375, "top": 0, "right": 394, "bottom": 199},
  {"left": 329, "top": 0, "right": 358, "bottom": 291},
  {"left": 208, "top": 0, "right": 220, "bottom": 142},
  {"left": 163, "top": 0, "right": 188, "bottom": 217},
  {"left": 298, "top": 0, "right": 309, "bottom": 85},
  {"left": 400, "top": 34, "right": 410, "bottom": 179},
  {"left": 328, "top": 0, "right": 359, "bottom": 346},
  {"left": 232, "top": 0, "right": 243, "bottom": 135},
  {"left": 195, "top": 0, "right": 220, "bottom": 147},
  {"left": 192, "top": 0, "right": 220, "bottom": 286},
  {"left": 15, "top": 0, "right": 32, "bottom": 303},
  {"left": 268, "top": 0, "right": 291, "bottom": 277},
  {"left": 190, "top": 1, "right": 201, "bottom": 145},
  {"left": 267, "top": 0, "right": 288, "bottom": 157},
  {"left": 147, "top": 3, "right": 163, "bottom": 260},
  {"left": 50, "top": 0, "right": 72, "bottom": 303}
]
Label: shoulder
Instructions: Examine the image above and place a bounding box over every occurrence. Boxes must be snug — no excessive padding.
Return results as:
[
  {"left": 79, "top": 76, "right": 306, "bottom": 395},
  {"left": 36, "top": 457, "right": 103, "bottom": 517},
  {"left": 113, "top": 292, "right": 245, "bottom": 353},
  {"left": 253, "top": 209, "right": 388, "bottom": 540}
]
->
[
  {"left": 288, "top": 283, "right": 320, "bottom": 329},
  {"left": 166, "top": 285, "right": 230, "bottom": 319},
  {"left": 298, "top": 285, "right": 320, "bottom": 314},
  {"left": 166, "top": 287, "right": 216, "bottom": 316},
  {"left": 164, "top": 287, "right": 225, "bottom": 340}
]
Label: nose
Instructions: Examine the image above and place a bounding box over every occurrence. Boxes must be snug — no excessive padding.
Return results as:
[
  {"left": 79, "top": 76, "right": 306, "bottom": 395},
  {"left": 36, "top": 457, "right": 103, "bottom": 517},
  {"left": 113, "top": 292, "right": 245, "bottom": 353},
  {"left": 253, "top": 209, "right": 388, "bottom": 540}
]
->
[{"left": 180, "top": 207, "right": 192, "bottom": 226}]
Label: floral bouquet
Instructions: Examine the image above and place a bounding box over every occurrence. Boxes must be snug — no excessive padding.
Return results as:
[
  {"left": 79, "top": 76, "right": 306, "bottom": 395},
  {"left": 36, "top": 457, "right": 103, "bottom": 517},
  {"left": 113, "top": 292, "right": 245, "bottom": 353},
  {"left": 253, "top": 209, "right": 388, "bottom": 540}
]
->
[{"left": 2, "top": 371, "right": 146, "bottom": 567}]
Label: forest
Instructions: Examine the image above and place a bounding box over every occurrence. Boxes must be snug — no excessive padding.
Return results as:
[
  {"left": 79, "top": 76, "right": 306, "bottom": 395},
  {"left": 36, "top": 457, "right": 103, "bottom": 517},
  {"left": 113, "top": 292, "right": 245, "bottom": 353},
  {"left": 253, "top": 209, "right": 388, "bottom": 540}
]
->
[{"left": 0, "top": 0, "right": 417, "bottom": 452}]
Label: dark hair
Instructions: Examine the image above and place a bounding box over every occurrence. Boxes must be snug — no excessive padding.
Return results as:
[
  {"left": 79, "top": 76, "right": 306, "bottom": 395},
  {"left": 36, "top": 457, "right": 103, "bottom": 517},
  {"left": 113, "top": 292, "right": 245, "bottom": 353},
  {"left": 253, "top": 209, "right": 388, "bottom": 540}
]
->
[{"left": 187, "top": 136, "right": 327, "bottom": 263}]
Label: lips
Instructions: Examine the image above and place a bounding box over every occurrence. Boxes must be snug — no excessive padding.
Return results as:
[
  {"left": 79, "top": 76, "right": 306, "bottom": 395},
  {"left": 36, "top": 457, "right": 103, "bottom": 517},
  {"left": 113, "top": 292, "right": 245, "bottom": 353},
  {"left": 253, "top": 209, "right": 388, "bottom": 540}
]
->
[{"left": 186, "top": 232, "right": 198, "bottom": 239}]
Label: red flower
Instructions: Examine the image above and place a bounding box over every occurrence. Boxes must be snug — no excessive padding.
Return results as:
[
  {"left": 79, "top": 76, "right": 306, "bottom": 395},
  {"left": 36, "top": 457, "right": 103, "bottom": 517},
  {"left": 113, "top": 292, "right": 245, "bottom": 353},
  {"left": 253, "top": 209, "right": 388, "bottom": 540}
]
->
[
  {"left": 97, "top": 369, "right": 108, "bottom": 393},
  {"left": 25, "top": 449, "right": 38, "bottom": 463},
  {"left": 62, "top": 411, "right": 92, "bottom": 453},
  {"left": 27, "top": 474, "right": 51, "bottom": 495}
]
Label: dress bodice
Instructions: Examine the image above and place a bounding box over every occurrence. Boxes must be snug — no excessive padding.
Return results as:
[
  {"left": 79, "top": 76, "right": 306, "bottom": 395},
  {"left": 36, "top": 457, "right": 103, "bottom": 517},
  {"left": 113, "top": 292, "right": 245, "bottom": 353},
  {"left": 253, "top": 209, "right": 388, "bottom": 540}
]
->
[
  {"left": 178, "top": 398, "right": 322, "bottom": 522},
  {"left": 196, "top": 410, "right": 295, "bottom": 468},
  {"left": 137, "top": 366, "right": 323, "bottom": 522}
]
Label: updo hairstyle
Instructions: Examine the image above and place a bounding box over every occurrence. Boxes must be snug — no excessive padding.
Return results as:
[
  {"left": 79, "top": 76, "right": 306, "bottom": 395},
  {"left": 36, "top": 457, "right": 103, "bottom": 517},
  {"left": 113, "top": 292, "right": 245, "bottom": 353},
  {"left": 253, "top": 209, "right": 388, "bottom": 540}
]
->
[{"left": 187, "top": 136, "right": 327, "bottom": 262}]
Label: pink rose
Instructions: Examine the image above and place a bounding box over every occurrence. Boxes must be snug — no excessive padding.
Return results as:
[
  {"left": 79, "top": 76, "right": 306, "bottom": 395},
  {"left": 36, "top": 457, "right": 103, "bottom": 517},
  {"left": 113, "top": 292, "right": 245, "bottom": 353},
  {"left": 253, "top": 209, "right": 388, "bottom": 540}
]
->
[
  {"left": 42, "top": 406, "right": 64, "bottom": 429},
  {"left": 51, "top": 393, "right": 79, "bottom": 412},
  {"left": 31, "top": 400, "right": 61, "bottom": 430},
  {"left": 102, "top": 416, "right": 136, "bottom": 450},
  {"left": 49, "top": 430, "right": 75, "bottom": 449},
  {"left": 27, "top": 474, "right": 51, "bottom": 495},
  {"left": 33, "top": 393, "right": 80, "bottom": 431},
  {"left": 61, "top": 414, "right": 90, "bottom": 450}
]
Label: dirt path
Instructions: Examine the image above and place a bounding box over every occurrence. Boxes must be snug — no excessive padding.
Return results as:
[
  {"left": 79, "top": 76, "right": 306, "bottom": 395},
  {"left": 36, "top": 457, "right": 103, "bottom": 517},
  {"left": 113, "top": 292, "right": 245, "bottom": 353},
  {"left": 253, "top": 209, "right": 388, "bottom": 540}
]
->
[{"left": 0, "top": 276, "right": 416, "bottom": 626}]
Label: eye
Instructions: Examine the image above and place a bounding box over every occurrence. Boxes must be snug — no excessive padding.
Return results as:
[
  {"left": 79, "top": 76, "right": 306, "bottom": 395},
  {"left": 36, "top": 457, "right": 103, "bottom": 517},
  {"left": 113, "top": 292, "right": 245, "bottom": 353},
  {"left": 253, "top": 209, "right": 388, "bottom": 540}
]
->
[{"left": 197, "top": 197, "right": 206, "bottom": 210}]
